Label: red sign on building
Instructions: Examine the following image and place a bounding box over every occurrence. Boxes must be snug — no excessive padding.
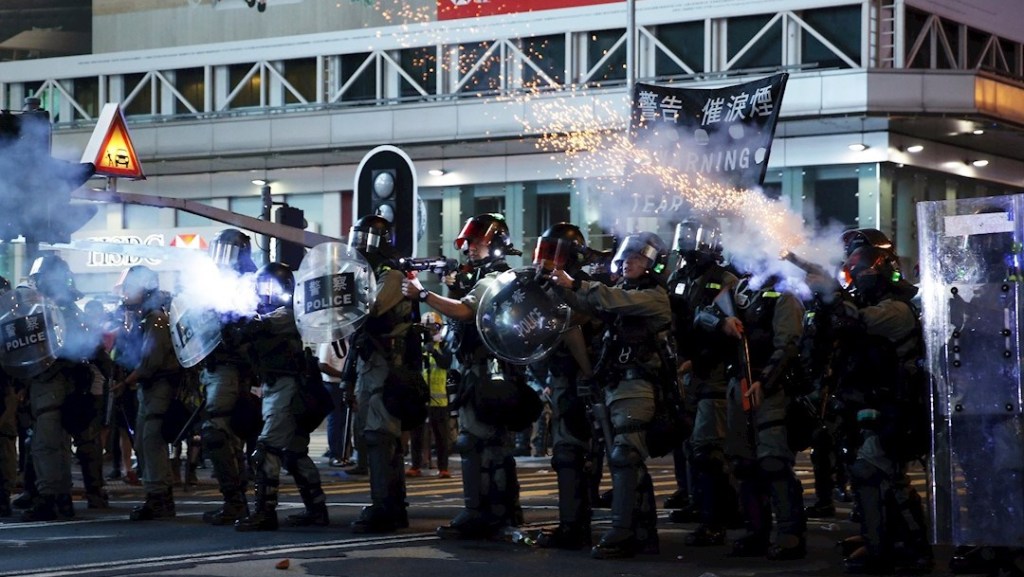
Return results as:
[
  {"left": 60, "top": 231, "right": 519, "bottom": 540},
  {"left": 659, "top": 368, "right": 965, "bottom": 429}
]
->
[{"left": 437, "top": 0, "right": 619, "bottom": 21}]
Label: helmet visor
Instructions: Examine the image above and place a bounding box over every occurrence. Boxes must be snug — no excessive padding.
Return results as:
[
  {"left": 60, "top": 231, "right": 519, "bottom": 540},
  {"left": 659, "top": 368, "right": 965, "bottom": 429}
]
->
[
  {"left": 673, "top": 220, "right": 720, "bottom": 254},
  {"left": 455, "top": 218, "right": 492, "bottom": 252},
  {"left": 533, "top": 237, "right": 573, "bottom": 270},
  {"left": 348, "top": 229, "right": 385, "bottom": 253},
  {"left": 209, "top": 242, "right": 241, "bottom": 269},
  {"left": 611, "top": 236, "right": 659, "bottom": 273}
]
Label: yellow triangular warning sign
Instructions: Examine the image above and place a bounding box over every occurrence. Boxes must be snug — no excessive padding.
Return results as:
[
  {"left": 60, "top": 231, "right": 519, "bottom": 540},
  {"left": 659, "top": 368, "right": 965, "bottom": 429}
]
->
[{"left": 81, "top": 103, "right": 145, "bottom": 180}]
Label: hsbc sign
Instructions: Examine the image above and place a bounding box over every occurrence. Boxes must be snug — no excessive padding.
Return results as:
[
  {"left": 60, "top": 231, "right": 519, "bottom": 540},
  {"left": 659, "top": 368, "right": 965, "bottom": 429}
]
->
[{"left": 84, "top": 234, "right": 167, "bottom": 267}]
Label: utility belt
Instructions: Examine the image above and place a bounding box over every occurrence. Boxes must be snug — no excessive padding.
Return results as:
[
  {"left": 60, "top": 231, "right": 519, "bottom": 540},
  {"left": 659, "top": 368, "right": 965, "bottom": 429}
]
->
[{"left": 618, "top": 367, "right": 651, "bottom": 381}]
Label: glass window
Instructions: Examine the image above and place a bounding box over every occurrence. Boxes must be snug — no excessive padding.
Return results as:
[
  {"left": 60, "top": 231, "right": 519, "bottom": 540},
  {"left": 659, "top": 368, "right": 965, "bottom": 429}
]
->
[
  {"left": 521, "top": 34, "right": 566, "bottom": 88},
  {"left": 968, "top": 28, "right": 989, "bottom": 69},
  {"left": 174, "top": 68, "right": 204, "bottom": 114},
  {"left": 813, "top": 177, "right": 858, "bottom": 228},
  {"left": 454, "top": 41, "right": 502, "bottom": 95},
  {"left": 586, "top": 29, "right": 627, "bottom": 85},
  {"left": 476, "top": 196, "right": 505, "bottom": 216},
  {"left": 230, "top": 196, "right": 263, "bottom": 218},
  {"left": 177, "top": 210, "right": 220, "bottom": 228},
  {"left": 228, "top": 63, "right": 261, "bottom": 109},
  {"left": 340, "top": 53, "right": 376, "bottom": 102},
  {"left": 655, "top": 21, "right": 705, "bottom": 77},
  {"left": 423, "top": 198, "right": 443, "bottom": 258},
  {"left": 728, "top": 15, "right": 782, "bottom": 70},
  {"left": 123, "top": 204, "right": 161, "bottom": 229},
  {"left": 283, "top": 58, "right": 317, "bottom": 105},
  {"left": 800, "top": 5, "right": 860, "bottom": 70},
  {"left": 905, "top": 8, "right": 931, "bottom": 69},
  {"left": 940, "top": 19, "right": 960, "bottom": 69},
  {"left": 399, "top": 47, "right": 436, "bottom": 100},
  {"left": 72, "top": 77, "right": 99, "bottom": 119},
  {"left": 123, "top": 73, "right": 152, "bottom": 117}
]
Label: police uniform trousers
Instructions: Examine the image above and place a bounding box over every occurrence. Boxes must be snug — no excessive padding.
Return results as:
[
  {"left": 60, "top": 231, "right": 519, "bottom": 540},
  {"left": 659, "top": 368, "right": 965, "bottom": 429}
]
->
[
  {"left": 28, "top": 374, "right": 74, "bottom": 498},
  {"left": 687, "top": 375, "right": 735, "bottom": 533},
  {"left": 353, "top": 351, "right": 406, "bottom": 528},
  {"left": 547, "top": 371, "right": 592, "bottom": 532},
  {"left": 724, "top": 378, "right": 805, "bottom": 549},
  {"left": 252, "top": 375, "right": 324, "bottom": 516},
  {"left": 136, "top": 377, "right": 175, "bottom": 495},
  {"left": 595, "top": 378, "right": 657, "bottom": 553},
  {"left": 200, "top": 364, "right": 247, "bottom": 503},
  {"left": 442, "top": 359, "right": 521, "bottom": 536}
]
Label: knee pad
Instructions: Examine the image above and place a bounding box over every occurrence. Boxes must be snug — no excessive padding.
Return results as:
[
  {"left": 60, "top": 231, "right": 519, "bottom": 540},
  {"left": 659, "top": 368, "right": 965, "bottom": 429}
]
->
[
  {"left": 758, "top": 456, "right": 792, "bottom": 480},
  {"left": 609, "top": 445, "right": 642, "bottom": 469},
  {"left": 850, "top": 459, "right": 883, "bottom": 485},
  {"left": 455, "top": 433, "right": 481, "bottom": 455},
  {"left": 202, "top": 426, "right": 228, "bottom": 451},
  {"left": 551, "top": 444, "right": 584, "bottom": 471}
]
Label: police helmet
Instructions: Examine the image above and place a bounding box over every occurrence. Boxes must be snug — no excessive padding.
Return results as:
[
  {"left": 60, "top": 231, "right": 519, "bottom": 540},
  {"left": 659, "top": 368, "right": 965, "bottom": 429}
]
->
[
  {"left": 839, "top": 245, "right": 902, "bottom": 304},
  {"left": 115, "top": 265, "right": 159, "bottom": 302},
  {"left": 840, "top": 228, "right": 894, "bottom": 257},
  {"left": 612, "top": 231, "right": 668, "bottom": 275},
  {"left": 348, "top": 214, "right": 393, "bottom": 255},
  {"left": 255, "top": 262, "right": 295, "bottom": 314},
  {"left": 533, "top": 222, "right": 587, "bottom": 272},
  {"left": 209, "top": 228, "right": 256, "bottom": 274},
  {"left": 673, "top": 216, "right": 722, "bottom": 258},
  {"left": 455, "top": 213, "right": 516, "bottom": 261},
  {"left": 29, "top": 254, "right": 82, "bottom": 301}
]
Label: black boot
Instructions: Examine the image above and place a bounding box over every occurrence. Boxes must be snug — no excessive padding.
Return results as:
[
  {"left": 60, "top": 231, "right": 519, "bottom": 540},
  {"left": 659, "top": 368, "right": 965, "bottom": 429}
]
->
[
  {"left": 130, "top": 489, "right": 176, "bottom": 521},
  {"left": 438, "top": 441, "right": 497, "bottom": 539},
  {"left": 203, "top": 491, "right": 249, "bottom": 525},
  {"left": 591, "top": 448, "right": 641, "bottom": 560},
  {"left": 55, "top": 494, "right": 75, "bottom": 519},
  {"left": 536, "top": 522, "right": 591, "bottom": 550},
  {"left": 0, "top": 490, "right": 11, "bottom": 517},
  {"left": 539, "top": 445, "right": 591, "bottom": 550},
  {"left": 20, "top": 495, "right": 58, "bottom": 522},
  {"left": 235, "top": 480, "right": 279, "bottom": 532},
  {"left": 287, "top": 502, "right": 329, "bottom": 527}
]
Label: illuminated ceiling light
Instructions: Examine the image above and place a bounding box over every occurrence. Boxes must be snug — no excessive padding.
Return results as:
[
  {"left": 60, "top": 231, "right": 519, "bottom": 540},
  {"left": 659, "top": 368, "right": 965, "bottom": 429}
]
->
[
  {"left": 427, "top": 168, "right": 446, "bottom": 176},
  {"left": 906, "top": 144, "right": 924, "bottom": 153},
  {"left": 251, "top": 178, "right": 268, "bottom": 186},
  {"left": 971, "top": 159, "right": 990, "bottom": 167},
  {"left": 972, "top": 129, "right": 985, "bottom": 135},
  {"left": 848, "top": 143, "right": 868, "bottom": 152}
]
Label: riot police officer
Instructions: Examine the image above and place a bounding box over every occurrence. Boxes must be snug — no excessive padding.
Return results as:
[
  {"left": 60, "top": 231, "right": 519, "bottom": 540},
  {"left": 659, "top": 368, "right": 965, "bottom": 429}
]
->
[
  {"left": 666, "top": 216, "right": 739, "bottom": 535},
  {"left": 112, "top": 265, "right": 183, "bottom": 521},
  {"left": 699, "top": 275, "right": 807, "bottom": 559},
  {"left": 347, "top": 215, "right": 417, "bottom": 533},
  {"left": 402, "top": 213, "right": 524, "bottom": 539},
  {"left": 549, "top": 231, "right": 672, "bottom": 559},
  {"left": 200, "top": 228, "right": 258, "bottom": 526},
  {"left": 833, "top": 245, "right": 932, "bottom": 574},
  {"left": 234, "top": 262, "right": 330, "bottom": 531},
  {"left": 21, "top": 255, "right": 109, "bottom": 521},
  {"left": 531, "top": 223, "right": 601, "bottom": 550}
]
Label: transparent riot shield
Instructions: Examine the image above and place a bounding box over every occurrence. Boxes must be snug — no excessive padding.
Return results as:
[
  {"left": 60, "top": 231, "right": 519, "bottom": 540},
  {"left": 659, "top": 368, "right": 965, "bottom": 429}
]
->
[
  {"left": 0, "top": 287, "right": 65, "bottom": 379},
  {"left": 292, "top": 242, "right": 375, "bottom": 344},
  {"left": 476, "top": 267, "right": 572, "bottom": 365},
  {"left": 169, "top": 298, "right": 223, "bottom": 369},
  {"left": 918, "top": 194, "right": 1024, "bottom": 547}
]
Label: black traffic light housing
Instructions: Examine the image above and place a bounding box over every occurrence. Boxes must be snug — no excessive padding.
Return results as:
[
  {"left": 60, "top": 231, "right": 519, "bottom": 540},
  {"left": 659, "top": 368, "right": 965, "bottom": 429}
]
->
[
  {"left": 354, "top": 145, "right": 417, "bottom": 257},
  {"left": 274, "top": 204, "right": 306, "bottom": 270},
  {"left": 0, "top": 108, "right": 96, "bottom": 243}
]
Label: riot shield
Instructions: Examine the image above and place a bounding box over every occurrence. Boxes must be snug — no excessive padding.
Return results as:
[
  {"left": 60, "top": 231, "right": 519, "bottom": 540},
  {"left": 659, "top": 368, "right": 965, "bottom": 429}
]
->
[
  {"left": 476, "top": 267, "right": 572, "bottom": 364},
  {"left": 918, "top": 194, "right": 1024, "bottom": 547},
  {"left": 0, "top": 287, "right": 65, "bottom": 379},
  {"left": 292, "top": 242, "right": 375, "bottom": 344},
  {"left": 169, "top": 298, "right": 223, "bottom": 369}
]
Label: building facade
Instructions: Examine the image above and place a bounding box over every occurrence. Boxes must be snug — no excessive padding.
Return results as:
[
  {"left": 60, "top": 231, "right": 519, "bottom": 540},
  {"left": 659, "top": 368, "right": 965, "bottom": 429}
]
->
[{"left": 1, "top": 0, "right": 1023, "bottom": 294}]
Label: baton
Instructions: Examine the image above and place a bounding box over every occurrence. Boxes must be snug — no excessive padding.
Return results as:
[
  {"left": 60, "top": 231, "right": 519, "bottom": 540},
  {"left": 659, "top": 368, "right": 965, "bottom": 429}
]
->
[{"left": 172, "top": 398, "right": 206, "bottom": 445}]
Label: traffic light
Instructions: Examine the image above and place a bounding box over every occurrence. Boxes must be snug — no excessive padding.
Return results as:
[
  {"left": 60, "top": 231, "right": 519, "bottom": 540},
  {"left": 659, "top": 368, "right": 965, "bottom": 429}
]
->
[
  {"left": 274, "top": 204, "right": 306, "bottom": 269},
  {"left": 0, "top": 109, "right": 96, "bottom": 243},
  {"left": 354, "top": 145, "right": 418, "bottom": 257}
]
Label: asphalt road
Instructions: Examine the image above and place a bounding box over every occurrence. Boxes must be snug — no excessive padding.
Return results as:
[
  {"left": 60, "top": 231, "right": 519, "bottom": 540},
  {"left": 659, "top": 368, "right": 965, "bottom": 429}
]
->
[{"left": 0, "top": 429, "right": 956, "bottom": 577}]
